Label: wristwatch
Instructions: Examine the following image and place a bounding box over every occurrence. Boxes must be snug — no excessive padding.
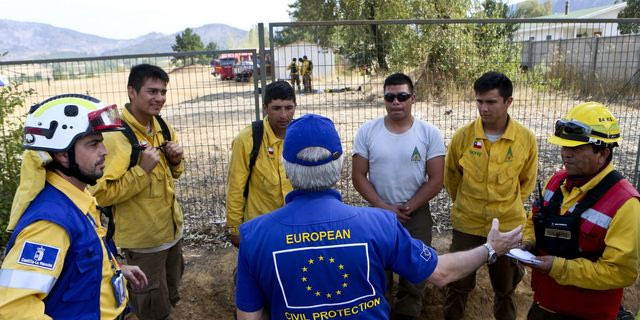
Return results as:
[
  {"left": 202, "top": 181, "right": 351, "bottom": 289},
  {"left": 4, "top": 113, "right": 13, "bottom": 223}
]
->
[{"left": 483, "top": 242, "right": 498, "bottom": 264}]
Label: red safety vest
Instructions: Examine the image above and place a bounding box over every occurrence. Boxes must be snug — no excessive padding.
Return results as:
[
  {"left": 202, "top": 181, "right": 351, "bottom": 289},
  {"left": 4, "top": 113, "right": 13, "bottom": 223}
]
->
[{"left": 531, "top": 170, "right": 639, "bottom": 320}]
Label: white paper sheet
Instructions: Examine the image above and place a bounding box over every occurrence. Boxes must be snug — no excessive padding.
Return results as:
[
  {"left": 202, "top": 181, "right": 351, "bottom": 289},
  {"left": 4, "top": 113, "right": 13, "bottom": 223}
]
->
[{"left": 506, "top": 248, "right": 541, "bottom": 265}]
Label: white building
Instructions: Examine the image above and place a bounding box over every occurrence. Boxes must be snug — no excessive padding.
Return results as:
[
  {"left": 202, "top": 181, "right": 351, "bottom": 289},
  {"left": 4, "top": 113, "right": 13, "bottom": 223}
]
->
[
  {"left": 515, "top": 2, "right": 628, "bottom": 41},
  {"left": 272, "top": 41, "right": 337, "bottom": 82}
]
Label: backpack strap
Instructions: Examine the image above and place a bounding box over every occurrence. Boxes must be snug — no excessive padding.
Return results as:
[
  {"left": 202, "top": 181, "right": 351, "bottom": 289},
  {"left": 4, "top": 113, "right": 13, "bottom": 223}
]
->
[
  {"left": 121, "top": 121, "right": 141, "bottom": 170},
  {"left": 243, "top": 120, "right": 264, "bottom": 198},
  {"left": 96, "top": 205, "right": 123, "bottom": 259},
  {"left": 155, "top": 115, "right": 172, "bottom": 143}
]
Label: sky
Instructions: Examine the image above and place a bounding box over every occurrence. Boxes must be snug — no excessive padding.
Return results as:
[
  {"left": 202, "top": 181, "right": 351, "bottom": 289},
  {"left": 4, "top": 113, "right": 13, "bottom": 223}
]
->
[{"left": 2, "top": 0, "right": 294, "bottom": 39}]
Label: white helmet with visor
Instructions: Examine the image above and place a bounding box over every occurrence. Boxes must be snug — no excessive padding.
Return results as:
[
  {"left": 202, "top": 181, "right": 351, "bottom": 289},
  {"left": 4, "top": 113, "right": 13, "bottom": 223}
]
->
[{"left": 24, "top": 94, "right": 124, "bottom": 152}]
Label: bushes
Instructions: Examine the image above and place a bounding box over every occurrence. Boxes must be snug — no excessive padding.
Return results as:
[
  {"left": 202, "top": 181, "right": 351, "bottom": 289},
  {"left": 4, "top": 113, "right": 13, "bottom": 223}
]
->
[{"left": 0, "top": 82, "right": 33, "bottom": 250}]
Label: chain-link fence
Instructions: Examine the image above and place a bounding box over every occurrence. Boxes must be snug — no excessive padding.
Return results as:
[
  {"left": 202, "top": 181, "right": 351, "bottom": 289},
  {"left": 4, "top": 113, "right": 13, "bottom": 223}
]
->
[
  {"left": 0, "top": 50, "right": 259, "bottom": 233},
  {"left": 268, "top": 18, "right": 640, "bottom": 229},
  {"left": 1, "top": 19, "right": 639, "bottom": 234}
]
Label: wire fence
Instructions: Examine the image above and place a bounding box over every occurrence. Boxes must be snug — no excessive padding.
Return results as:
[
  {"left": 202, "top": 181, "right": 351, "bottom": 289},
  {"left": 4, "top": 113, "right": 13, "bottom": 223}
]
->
[{"left": 1, "top": 19, "right": 639, "bottom": 235}]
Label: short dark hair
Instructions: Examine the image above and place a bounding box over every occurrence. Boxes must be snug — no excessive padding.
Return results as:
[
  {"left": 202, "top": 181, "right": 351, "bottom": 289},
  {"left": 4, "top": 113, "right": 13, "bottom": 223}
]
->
[
  {"left": 473, "top": 71, "right": 512, "bottom": 101},
  {"left": 127, "top": 64, "right": 169, "bottom": 92},
  {"left": 264, "top": 80, "right": 296, "bottom": 105},
  {"left": 383, "top": 73, "right": 414, "bottom": 93},
  {"left": 591, "top": 144, "right": 615, "bottom": 162}
]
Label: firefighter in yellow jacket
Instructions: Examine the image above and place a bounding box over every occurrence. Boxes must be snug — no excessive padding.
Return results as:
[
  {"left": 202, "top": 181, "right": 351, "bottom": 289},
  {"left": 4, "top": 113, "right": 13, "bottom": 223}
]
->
[
  {"left": 226, "top": 80, "right": 296, "bottom": 247},
  {"left": 91, "top": 64, "right": 184, "bottom": 320},
  {"left": 444, "top": 72, "right": 538, "bottom": 320},
  {"left": 523, "top": 102, "right": 639, "bottom": 320},
  {"left": 0, "top": 94, "right": 147, "bottom": 320}
]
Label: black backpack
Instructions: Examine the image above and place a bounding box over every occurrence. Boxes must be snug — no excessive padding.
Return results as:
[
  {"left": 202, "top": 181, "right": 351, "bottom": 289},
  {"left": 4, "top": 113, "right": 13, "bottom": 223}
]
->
[
  {"left": 290, "top": 62, "right": 298, "bottom": 74},
  {"left": 243, "top": 120, "right": 264, "bottom": 198},
  {"left": 122, "top": 115, "right": 172, "bottom": 169}
]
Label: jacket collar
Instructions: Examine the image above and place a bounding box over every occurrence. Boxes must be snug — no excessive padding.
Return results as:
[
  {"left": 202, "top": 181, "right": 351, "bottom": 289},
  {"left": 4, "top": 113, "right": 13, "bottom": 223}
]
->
[
  {"left": 285, "top": 189, "right": 342, "bottom": 204},
  {"left": 263, "top": 116, "right": 282, "bottom": 146},
  {"left": 47, "top": 171, "right": 94, "bottom": 215},
  {"left": 122, "top": 104, "right": 155, "bottom": 137},
  {"left": 473, "top": 116, "right": 516, "bottom": 141}
]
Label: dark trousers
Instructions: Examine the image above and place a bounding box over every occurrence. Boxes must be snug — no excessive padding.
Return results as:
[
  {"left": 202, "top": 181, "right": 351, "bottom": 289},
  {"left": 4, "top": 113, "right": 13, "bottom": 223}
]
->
[
  {"left": 124, "top": 240, "right": 185, "bottom": 320},
  {"left": 443, "top": 230, "right": 524, "bottom": 320},
  {"left": 385, "top": 204, "right": 433, "bottom": 318}
]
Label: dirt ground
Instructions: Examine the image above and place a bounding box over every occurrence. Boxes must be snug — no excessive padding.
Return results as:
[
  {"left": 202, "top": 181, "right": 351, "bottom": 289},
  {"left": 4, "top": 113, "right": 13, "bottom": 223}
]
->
[{"left": 125, "top": 232, "right": 640, "bottom": 320}]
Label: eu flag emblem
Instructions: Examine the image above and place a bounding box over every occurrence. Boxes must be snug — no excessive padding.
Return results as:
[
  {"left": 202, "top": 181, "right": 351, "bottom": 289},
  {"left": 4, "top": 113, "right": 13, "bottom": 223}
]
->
[{"left": 273, "top": 243, "right": 375, "bottom": 309}]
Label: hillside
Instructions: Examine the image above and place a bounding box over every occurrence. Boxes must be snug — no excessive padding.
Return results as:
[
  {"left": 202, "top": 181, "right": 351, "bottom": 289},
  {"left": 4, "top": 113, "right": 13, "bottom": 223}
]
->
[{"left": 0, "top": 19, "right": 248, "bottom": 61}]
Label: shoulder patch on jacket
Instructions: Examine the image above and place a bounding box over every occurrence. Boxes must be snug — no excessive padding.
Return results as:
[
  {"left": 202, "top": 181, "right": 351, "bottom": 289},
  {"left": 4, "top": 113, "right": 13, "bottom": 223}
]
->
[{"left": 17, "top": 241, "right": 60, "bottom": 271}]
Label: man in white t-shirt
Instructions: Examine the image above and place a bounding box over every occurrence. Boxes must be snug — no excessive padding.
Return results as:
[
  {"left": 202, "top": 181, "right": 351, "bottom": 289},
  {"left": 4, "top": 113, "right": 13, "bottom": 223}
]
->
[{"left": 352, "top": 73, "right": 446, "bottom": 320}]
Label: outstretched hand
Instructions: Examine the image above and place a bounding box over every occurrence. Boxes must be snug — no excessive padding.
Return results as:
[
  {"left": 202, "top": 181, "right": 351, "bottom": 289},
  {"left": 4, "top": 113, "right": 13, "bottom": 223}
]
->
[
  {"left": 487, "top": 218, "right": 522, "bottom": 255},
  {"left": 121, "top": 265, "right": 148, "bottom": 290}
]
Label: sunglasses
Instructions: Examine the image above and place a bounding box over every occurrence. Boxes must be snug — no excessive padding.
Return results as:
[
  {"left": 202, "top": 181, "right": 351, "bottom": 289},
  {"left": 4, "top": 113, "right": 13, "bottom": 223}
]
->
[
  {"left": 554, "top": 120, "right": 619, "bottom": 143},
  {"left": 383, "top": 92, "right": 412, "bottom": 103}
]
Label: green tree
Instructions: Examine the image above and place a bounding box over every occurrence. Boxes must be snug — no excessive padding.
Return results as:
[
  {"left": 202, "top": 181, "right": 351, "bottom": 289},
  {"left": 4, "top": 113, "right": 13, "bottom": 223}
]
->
[
  {"left": 283, "top": 0, "right": 471, "bottom": 72},
  {"left": 0, "top": 82, "right": 34, "bottom": 249},
  {"left": 172, "top": 28, "right": 205, "bottom": 65},
  {"left": 618, "top": 0, "right": 640, "bottom": 34},
  {"left": 204, "top": 41, "right": 220, "bottom": 62},
  {"left": 514, "top": 0, "right": 552, "bottom": 18}
]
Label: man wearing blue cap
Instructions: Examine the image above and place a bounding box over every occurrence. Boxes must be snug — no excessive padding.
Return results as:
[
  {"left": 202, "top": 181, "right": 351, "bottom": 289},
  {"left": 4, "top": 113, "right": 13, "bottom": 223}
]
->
[{"left": 235, "top": 114, "right": 523, "bottom": 320}]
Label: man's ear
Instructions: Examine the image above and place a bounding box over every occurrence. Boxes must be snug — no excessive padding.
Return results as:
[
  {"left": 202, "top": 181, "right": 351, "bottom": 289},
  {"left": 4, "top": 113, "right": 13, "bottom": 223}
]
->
[
  {"left": 505, "top": 96, "right": 514, "bottom": 107},
  {"left": 127, "top": 86, "right": 136, "bottom": 102},
  {"left": 51, "top": 151, "right": 69, "bottom": 167}
]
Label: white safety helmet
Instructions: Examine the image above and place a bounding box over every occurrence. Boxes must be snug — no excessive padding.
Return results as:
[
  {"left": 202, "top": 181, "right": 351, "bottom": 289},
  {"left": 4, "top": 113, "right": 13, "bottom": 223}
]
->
[{"left": 24, "top": 94, "right": 124, "bottom": 152}]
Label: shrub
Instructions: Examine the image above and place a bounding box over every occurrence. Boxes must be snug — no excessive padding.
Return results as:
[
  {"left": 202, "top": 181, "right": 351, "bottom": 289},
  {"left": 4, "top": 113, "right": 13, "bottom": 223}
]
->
[{"left": 0, "top": 82, "right": 33, "bottom": 250}]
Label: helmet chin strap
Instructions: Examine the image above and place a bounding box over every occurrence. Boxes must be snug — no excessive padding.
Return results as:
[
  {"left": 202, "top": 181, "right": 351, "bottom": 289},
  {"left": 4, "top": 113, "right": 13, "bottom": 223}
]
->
[{"left": 51, "top": 147, "right": 98, "bottom": 186}]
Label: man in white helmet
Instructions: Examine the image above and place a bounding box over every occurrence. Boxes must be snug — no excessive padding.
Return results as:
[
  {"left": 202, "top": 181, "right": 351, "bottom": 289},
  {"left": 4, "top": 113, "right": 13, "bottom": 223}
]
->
[
  {"left": 0, "top": 94, "right": 147, "bottom": 319},
  {"left": 523, "top": 102, "right": 640, "bottom": 320}
]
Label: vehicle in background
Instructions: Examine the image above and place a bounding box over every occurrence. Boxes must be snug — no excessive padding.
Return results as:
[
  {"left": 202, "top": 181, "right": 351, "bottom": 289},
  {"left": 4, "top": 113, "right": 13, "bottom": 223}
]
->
[
  {"left": 210, "top": 59, "right": 221, "bottom": 76},
  {"left": 234, "top": 61, "right": 254, "bottom": 82},
  {"left": 216, "top": 52, "right": 253, "bottom": 80},
  {"left": 219, "top": 57, "right": 236, "bottom": 80}
]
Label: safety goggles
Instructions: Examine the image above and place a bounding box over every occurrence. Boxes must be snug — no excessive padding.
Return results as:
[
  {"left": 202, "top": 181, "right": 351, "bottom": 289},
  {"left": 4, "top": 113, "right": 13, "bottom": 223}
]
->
[
  {"left": 88, "top": 104, "right": 123, "bottom": 131},
  {"left": 554, "top": 119, "right": 619, "bottom": 143},
  {"left": 383, "top": 92, "right": 413, "bottom": 103}
]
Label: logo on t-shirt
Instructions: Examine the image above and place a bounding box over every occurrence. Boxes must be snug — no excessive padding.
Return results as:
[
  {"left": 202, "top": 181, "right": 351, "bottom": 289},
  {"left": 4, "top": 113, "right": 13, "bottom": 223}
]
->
[
  {"left": 505, "top": 146, "right": 514, "bottom": 162},
  {"left": 17, "top": 241, "right": 60, "bottom": 271},
  {"left": 273, "top": 243, "right": 375, "bottom": 309},
  {"left": 420, "top": 244, "right": 432, "bottom": 262},
  {"left": 411, "top": 147, "right": 421, "bottom": 161}
]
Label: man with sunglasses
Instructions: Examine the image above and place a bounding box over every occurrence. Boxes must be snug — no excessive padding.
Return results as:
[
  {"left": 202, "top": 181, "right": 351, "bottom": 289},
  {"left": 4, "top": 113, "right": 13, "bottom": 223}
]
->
[
  {"left": 522, "top": 102, "right": 639, "bottom": 320},
  {"left": 91, "top": 64, "right": 185, "bottom": 320},
  {"left": 352, "top": 73, "right": 446, "bottom": 320},
  {"left": 444, "top": 71, "right": 538, "bottom": 320},
  {"left": 1, "top": 94, "right": 148, "bottom": 319}
]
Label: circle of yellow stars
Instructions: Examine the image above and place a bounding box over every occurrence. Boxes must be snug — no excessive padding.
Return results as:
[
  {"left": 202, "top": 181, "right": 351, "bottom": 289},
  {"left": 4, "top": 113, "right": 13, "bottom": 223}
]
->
[{"left": 300, "top": 255, "right": 349, "bottom": 300}]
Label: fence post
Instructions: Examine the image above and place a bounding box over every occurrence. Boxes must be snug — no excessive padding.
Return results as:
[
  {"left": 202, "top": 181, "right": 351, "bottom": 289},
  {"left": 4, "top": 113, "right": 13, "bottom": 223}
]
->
[
  {"left": 591, "top": 36, "right": 600, "bottom": 80},
  {"left": 258, "top": 23, "right": 267, "bottom": 109},
  {"left": 252, "top": 49, "right": 260, "bottom": 121},
  {"left": 527, "top": 39, "right": 534, "bottom": 72},
  {"left": 269, "top": 24, "right": 276, "bottom": 81}
]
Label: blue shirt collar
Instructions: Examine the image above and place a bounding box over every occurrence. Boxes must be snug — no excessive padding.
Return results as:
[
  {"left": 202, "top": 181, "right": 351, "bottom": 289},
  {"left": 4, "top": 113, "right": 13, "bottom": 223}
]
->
[{"left": 285, "top": 189, "right": 342, "bottom": 203}]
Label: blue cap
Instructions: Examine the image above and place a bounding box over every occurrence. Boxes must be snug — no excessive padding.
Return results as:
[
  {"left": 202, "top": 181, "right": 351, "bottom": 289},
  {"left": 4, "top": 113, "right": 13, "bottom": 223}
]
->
[{"left": 283, "top": 114, "right": 343, "bottom": 166}]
